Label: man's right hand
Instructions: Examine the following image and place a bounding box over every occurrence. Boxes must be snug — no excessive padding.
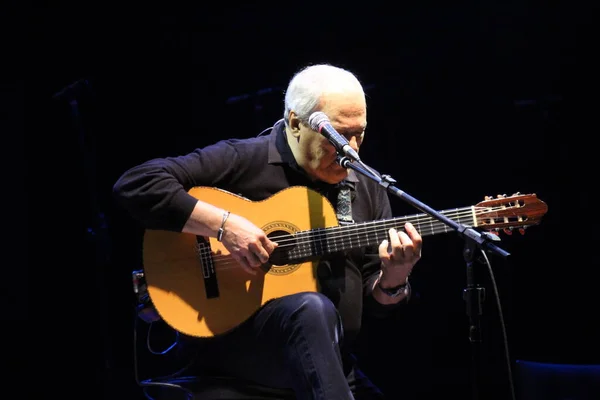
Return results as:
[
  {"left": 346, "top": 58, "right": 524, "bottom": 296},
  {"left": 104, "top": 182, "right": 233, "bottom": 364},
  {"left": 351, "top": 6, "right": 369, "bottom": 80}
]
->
[{"left": 219, "top": 213, "right": 278, "bottom": 275}]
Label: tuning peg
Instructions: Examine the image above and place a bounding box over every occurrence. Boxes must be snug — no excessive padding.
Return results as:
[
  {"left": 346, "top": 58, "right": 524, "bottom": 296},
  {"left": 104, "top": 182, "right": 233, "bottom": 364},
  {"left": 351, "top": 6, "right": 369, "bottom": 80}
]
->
[
  {"left": 512, "top": 191, "right": 521, "bottom": 196},
  {"left": 497, "top": 194, "right": 507, "bottom": 199},
  {"left": 503, "top": 228, "right": 513, "bottom": 235},
  {"left": 485, "top": 195, "right": 493, "bottom": 200}
]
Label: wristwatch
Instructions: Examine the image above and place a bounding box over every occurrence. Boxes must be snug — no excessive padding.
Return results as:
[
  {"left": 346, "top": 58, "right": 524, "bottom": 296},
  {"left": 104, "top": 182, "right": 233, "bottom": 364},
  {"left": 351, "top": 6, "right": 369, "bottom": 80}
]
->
[{"left": 378, "top": 280, "right": 410, "bottom": 298}]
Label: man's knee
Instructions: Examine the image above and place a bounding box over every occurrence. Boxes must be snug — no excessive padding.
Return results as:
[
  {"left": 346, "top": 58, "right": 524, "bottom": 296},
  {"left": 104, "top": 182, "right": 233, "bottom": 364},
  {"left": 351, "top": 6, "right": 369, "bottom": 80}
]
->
[{"left": 287, "top": 292, "right": 341, "bottom": 332}]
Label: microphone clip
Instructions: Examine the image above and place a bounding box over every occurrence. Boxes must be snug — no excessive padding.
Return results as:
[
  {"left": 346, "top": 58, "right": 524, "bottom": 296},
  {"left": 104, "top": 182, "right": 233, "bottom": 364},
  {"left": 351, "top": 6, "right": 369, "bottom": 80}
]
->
[{"left": 337, "top": 155, "right": 352, "bottom": 168}]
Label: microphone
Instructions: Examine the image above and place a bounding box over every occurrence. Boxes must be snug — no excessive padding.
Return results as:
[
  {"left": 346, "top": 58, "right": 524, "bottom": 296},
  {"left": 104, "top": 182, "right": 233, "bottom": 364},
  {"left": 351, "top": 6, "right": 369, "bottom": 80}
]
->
[{"left": 308, "top": 111, "right": 361, "bottom": 162}]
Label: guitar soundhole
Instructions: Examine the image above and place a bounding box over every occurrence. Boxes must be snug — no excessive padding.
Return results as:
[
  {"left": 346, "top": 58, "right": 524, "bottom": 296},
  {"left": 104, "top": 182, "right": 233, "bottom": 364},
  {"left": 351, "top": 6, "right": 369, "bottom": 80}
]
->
[{"left": 267, "top": 230, "right": 295, "bottom": 266}]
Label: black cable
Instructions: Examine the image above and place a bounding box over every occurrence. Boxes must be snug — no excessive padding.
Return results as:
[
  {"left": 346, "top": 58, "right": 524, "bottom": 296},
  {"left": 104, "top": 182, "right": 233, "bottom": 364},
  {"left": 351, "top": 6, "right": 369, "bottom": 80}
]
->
[
  {"left": 146, "top": 321, "right": 180, "bottom": 355},
  {"left": 133, "top": 309, "right": 196, "bottom": 400},
  {"left": 479, "top": 249, "right": 517, "bottom": 400}
]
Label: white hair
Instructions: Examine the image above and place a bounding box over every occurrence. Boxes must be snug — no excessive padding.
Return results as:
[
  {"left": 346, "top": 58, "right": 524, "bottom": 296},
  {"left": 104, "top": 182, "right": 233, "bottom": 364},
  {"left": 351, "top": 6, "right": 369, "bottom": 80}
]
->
[{"left": 283, "top": 64, "right": 365, "bottom": 127}]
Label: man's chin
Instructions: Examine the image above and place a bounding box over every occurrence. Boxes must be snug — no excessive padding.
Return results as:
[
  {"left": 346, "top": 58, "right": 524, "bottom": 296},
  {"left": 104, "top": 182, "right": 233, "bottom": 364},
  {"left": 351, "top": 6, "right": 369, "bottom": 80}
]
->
[{"left": 322, "top": 168, "right": 349, "bottom": 184}]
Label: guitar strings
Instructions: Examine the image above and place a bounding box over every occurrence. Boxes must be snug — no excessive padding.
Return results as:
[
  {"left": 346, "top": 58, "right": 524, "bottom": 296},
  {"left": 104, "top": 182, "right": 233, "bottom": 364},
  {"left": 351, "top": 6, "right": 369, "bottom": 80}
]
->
[
  {"left": 199, "top": 205, "right": 525, "bottom": 271},
  {"left": 203, "top": 206, "right": 518, "bottom": 269},
  {"left": 212, "top": 205, "right": 515, "bottom": 250}
]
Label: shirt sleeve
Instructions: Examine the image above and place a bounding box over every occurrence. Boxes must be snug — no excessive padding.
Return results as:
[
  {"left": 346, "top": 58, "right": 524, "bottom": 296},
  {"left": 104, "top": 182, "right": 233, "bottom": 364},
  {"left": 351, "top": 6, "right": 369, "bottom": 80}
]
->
[{"left": 112, "top": 140, "right": 241, "bottom": 232}]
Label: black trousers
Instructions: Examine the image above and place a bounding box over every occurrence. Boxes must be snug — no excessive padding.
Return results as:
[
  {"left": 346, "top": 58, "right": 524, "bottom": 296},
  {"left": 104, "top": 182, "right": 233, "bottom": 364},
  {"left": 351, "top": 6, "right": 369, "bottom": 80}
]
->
[{"left": 187, "top": 291, "right": 385, "bottom": 400}]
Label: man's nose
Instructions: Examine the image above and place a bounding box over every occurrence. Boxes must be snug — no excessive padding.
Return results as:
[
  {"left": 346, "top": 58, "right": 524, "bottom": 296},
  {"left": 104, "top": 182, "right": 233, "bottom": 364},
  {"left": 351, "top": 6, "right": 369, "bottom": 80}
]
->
[{"left": 348, "top": 136, "right": 359, "bottom": 151}]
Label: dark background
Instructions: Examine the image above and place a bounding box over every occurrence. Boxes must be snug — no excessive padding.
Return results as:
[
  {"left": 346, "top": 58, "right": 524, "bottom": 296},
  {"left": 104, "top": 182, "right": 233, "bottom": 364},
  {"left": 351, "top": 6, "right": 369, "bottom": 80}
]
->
[{"left": 24, "top": 2, "right": 598, "bottom": 400}]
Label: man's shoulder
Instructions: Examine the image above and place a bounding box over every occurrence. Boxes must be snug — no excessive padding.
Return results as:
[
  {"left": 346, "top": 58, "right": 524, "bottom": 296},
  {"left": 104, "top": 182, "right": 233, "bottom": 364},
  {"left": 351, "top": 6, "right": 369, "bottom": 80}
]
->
[
  {"left": 216, "top": 132, "right": 271, "bottom": 152},
  {"left": 219, "top": 125, "right": 282, "bottom": 164},
  {"left": 222, "top": 123, "right": 279, "bottom": 147}
]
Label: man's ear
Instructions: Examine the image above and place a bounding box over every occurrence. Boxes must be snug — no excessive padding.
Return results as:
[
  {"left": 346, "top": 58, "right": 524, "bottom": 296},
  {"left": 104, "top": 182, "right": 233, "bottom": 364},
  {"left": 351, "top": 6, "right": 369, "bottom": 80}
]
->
[{"left": 288, "top": 111, "right": 301, "bottom": 137}]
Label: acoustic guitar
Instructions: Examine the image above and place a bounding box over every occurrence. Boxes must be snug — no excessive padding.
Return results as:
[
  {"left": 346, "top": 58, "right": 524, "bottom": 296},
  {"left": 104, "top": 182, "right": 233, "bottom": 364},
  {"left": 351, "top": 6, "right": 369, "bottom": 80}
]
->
[{"left": 143, "top": 186, "right": 548, "bottom": 338}]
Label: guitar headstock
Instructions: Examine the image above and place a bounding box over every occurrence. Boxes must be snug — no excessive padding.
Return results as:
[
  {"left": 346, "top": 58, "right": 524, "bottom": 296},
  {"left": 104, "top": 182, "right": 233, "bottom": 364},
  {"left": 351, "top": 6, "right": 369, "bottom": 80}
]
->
[{"left": 474, "top": 192, "right": 548, "bottom": 235}]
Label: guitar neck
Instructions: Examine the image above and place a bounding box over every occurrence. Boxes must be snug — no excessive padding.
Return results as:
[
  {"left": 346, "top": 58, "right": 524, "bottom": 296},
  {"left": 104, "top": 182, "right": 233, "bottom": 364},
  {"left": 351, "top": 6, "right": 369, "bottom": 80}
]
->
[{"left": 288, "top": 206, "right": 474, "bottom": 260}]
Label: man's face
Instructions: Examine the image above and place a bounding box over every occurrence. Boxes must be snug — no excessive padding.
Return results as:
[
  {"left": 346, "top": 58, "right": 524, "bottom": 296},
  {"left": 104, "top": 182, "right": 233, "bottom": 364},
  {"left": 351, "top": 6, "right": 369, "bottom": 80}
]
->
[{"left": 293, "top": 91, "right": 367, "bottom": 184}]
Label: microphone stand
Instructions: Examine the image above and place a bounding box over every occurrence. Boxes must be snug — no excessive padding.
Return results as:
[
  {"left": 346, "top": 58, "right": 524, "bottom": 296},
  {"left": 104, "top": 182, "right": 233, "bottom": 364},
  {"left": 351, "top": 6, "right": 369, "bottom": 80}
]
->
[{"left": 338, "top": 155, "right": 510, "bottom": 400}]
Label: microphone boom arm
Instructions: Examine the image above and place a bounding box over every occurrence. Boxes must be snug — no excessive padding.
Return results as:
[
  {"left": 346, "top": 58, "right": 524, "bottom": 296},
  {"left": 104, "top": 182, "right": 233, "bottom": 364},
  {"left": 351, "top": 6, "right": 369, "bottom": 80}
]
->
[{"left": 336, "top": 156, "right": 509, "bottom": 258}]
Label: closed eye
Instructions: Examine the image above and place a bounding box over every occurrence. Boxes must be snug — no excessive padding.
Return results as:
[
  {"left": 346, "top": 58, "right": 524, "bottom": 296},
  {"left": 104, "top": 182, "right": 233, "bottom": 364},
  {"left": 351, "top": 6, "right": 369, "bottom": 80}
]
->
[{"left": 343, "top": 132, "right": 365, "bottom": 143}]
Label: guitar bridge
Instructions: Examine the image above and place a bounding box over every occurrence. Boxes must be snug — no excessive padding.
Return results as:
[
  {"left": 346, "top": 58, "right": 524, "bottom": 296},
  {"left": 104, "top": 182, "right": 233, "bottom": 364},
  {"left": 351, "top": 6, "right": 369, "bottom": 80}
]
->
[{"left": 196, "top": 236, "right": 220, "bottom": 299}]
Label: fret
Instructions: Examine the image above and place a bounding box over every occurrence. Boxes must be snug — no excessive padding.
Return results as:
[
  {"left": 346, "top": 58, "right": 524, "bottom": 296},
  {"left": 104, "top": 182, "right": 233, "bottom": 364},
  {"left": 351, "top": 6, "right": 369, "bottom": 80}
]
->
[
  {"left": 429, "top": 215, "right": 434, "bottom": 236},
  {"left": 398, "top": 215, "right": 408, "bottom": 232},
  {"left": 442, "top": 212, "right": 447, "bottom": 232},
  {"left": 354, "top": 222, "right": 361, "bottom": 247},
  {"left": 414, "top": 213, "right": 422, "bottom": 235},
  {"left": 331, "top": 229, "right": 342, "bottom": 252},
  {"left": 345, "top": 225, "right": 354, "bottom": 249}
]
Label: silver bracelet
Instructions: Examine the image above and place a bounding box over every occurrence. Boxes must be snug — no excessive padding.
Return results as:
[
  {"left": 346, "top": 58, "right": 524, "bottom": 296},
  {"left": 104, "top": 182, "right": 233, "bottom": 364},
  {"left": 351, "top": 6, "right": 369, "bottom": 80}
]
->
[{"left": 216, "top": 211, "right": 230, "bottom": 242}]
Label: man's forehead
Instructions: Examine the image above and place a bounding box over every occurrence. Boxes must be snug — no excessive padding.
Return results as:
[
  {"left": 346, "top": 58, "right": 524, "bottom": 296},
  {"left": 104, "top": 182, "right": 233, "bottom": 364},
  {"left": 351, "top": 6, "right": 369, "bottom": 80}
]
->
[
  {"left": 319, "top": 91, "right": 367, "bottom": 130},
  {"left": 330, "top": 113, "right": 367, "bottom": 131}
]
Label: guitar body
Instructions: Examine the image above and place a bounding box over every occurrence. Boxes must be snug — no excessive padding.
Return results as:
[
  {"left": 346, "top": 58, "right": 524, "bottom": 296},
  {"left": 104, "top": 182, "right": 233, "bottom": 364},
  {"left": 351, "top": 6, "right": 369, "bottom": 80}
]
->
[{"left": 143, "top": 186, "right": 339, "bottom": 338}]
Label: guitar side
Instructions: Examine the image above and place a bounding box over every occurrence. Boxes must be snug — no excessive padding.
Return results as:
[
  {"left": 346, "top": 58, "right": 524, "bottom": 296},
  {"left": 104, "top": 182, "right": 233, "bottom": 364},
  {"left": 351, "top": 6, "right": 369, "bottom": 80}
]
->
[{"left": 142, "top": 186, "right": 339, "bottom": 338}]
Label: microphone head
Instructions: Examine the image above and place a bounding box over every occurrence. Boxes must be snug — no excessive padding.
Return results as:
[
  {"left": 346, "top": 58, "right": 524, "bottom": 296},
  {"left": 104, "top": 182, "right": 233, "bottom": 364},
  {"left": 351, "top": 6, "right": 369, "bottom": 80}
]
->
[{"left": 308, "top": 111, "right": 330, "bottom": 132}]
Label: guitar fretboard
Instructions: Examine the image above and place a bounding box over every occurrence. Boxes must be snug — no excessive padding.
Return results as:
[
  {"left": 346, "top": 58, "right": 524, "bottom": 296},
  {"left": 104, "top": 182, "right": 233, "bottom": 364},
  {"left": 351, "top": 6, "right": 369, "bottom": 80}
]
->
[{"left": 287, "top": 206, "right": 473, "bottom": 260}]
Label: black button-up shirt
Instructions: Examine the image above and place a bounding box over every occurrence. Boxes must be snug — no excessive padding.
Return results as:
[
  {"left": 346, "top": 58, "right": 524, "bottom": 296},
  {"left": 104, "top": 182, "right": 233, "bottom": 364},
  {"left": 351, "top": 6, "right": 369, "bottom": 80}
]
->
[{"left": 114, "top": 119, "right": 402, "bottom": 343}]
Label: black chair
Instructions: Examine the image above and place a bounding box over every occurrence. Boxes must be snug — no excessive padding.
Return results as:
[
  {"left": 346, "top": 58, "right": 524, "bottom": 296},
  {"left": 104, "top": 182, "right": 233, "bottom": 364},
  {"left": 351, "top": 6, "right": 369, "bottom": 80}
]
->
[{"left": 514, "top": 359, "right": 600, "bottom": 400}]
